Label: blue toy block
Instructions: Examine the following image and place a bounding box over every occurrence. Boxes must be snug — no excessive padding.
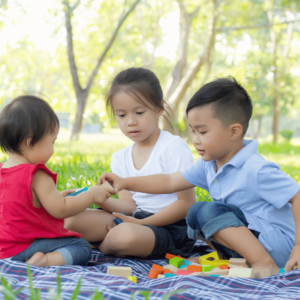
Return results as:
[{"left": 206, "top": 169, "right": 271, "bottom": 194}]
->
[
  {"left": 66, "top": 186, "right": 88, "bottom": 197},
  {"left": 179, "top": 265, "right": 188, "bottom": 269},
  {"left": 183, "top": 260, "right": 192, "bottom": 266},
  {"left": 114, "top": 212, "right": 125, "bottom": 225},
  {"left": 165, "top": 273, "right": 176, "bottom": 277},
  {"left": 279, "top": 268, "right": 285, "bottom": 274},
  {"left": 209, "top": 275, "right": 220, "bottom": 277}
]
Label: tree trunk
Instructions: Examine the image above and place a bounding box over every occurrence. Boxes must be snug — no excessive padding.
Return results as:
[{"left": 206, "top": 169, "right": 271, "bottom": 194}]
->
[{"left": 253, "top": 114, "right": 262, "bottom": 139}]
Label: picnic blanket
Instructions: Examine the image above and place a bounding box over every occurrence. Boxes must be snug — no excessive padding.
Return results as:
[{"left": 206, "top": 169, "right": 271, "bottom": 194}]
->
[{"left": 1, "top": 242, "right": 300, "bottom": 300}]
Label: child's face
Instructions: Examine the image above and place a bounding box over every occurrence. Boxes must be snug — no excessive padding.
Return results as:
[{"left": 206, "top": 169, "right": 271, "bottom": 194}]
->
[
  {"left": 112, "top": 91, "right": 162, "bottom": 143},
  {"left": 25, "top": 126, "right": 59, "bottom": 164},
  {"left": 188, "top": 104, "right": 233, "bottom": 162}
]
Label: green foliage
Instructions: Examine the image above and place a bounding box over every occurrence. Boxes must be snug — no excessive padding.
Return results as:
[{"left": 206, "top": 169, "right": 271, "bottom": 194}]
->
[{"left": 280, "top": 129, "right": 294, "bottom": 141}]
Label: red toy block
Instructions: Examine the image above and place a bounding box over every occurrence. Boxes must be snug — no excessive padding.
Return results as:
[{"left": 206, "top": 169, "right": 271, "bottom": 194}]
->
[
  {"left": 176, "top": 270, "right": 195, "bottom": 276},
  {"left": 163, "top": 269, "right": 173, "bottom": 274},
  {"left": 218, "top": 265, "right": 228, "bottom": 270},
  {"left": 187, "top": 265, "right": 202, "bottom": 272}
]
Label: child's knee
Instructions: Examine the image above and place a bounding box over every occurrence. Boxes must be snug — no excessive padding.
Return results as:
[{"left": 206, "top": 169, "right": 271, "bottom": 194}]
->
[{"left": 187, "top": 201, "right": 215, "bottom": 229}]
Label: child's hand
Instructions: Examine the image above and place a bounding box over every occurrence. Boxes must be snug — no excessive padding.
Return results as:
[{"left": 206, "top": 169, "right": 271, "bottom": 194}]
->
[
  {"left": 112, "top": 212, "right": 142, "bottom": 224},
  {"left": 97, "top": 172, "right": 126, "bottom": 193},
  {"left": 285, "top": 245, "right": 300, "bottom": 271},
  {"left": 60, "top": 189, "right": 76, "bottom": 197},
  {"left": 89, "top": 185, "right": 113, "bottom": 205}
]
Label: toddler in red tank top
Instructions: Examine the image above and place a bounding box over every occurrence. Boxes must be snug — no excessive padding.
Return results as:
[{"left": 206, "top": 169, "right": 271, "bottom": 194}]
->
[{"left": 0, "top": 95, "right": 112, "bottom": 267}]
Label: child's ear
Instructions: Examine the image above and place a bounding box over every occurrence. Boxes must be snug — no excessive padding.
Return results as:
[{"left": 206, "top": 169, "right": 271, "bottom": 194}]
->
[
  {"left": 230, "top": 123, "right": 243, "bottom": 140},
  {"left": 26, "top": 137, "right": 33, "bottom": 148}
]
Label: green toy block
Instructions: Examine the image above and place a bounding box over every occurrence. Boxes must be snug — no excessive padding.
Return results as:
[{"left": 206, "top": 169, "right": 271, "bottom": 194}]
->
[
  {"left": 202, "top": 265, "right": 215, "bottom": 272},
  {"left": 169, "top": 257, "right": 184, "bottom": 268}
]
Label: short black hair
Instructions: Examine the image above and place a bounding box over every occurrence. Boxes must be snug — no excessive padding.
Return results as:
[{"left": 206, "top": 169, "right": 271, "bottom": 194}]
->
[
  {"left": 186, "top": 77, "right": 253, "bottom": 134},
  {"left": 0, "top": 95, "right": 59, "bottom": 155}
]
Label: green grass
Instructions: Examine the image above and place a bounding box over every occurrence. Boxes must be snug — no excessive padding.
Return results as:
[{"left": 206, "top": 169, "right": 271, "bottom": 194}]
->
[{"left": 0, "top": 134, "right": 299, "bottom": 298}]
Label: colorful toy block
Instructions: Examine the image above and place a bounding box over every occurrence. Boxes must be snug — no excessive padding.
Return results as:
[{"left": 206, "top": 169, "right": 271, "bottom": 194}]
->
[
  {"left": 228, "top": 268, "right": 254, "bottom": 278},
  {"left": 228, "top": 258, "right": 250, "bottom": 268},
  {"left": 165, "top": 253, "right": 177, "bottom": 260},
  {"left": 279, "top": 268, "right": 285, "bottom": 274},
  {"left": 187, "top": 265, "right": 202, "bottom": 272},
  {"left": 199, "top": 251, "right": 219, "bottom": 261},
  {"left": 163, "top": 269, "right": 173, "bottom": 274},
  {"left": 165, "top": 273, "right": 176, "bottom": 277},
  {"left": 148, "top": 264, "right": 164, "bottom": 279},
  {"left": 163, "top": 264, "right": 178, "bottom": 273},
  {"left": 128, "top": 276, "right": 137, "bottom": 283},
  {"left": 183, "top": 260, "right": 193, "bottom": 266},
  {"left": 209, "top": 275, "right": 220, "bottom": 277},
  {"left": 218, "top": 265, "right": 229, "bottom": 270},
  {"left": 199, "top": 259, "right": 229, "bottom": 266},
  {"left": 66, "top": 186, "right": 88, "bottom": 197},
  {"left": 201, "top": 265, "right": 215, "bottom": 272},
  {"left": 179, "top": 264, "right": 188, "bottom": 269},
  {"left": 107, "top": 266, "right": 132, "bottom": 278},
  {"left": 157, "top": 274, "right": 165, "bottom": 279},
  {"left": 169, "top": 257, "right": 184, "bottom": 268},
  {"left": 176, "top": 270, "right": 195, "bottom": 276}
]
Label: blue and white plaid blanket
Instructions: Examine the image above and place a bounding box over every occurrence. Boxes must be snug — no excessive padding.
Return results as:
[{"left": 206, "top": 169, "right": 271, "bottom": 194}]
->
[{"left": 1, "top": 242, "right": 300, "bottom": 299}]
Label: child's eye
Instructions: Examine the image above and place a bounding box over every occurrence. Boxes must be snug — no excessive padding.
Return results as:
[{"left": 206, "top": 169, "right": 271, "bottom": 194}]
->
[
  {"left": 200, "top": 132, "right": 207, "bottom": 135},
  {"left": 136, "top": 111, "right": 144, "bottom": 115},
  {"left": 118, "top": 114, "right": 125, "bottom": 118}
]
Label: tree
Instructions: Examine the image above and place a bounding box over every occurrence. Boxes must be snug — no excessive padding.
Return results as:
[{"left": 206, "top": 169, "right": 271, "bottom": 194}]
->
[{"left": 64, "top": 0, "right": 140, "bottom": 140}]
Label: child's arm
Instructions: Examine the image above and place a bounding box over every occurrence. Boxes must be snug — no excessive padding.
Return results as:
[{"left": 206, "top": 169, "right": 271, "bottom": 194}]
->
[
  {"left": 286, "top": 190, "right": 300, "bottom": 271},
  {"left": 32, "top": 170, "right": 112, "bottom": 219},
  {"left": 97, "top": 171, "right": 195, "bottom": 195},
  {"left": 97, "top": 190, "right": 137, "bottom": 215},
  {"left": 112, "top": 188, "right": 196, "bottom": 227}
]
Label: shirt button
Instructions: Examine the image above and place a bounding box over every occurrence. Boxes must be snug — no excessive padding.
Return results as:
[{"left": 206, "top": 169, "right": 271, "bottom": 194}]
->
[{"left": 214, "top": 179, "right": 218, "bottom": 184}]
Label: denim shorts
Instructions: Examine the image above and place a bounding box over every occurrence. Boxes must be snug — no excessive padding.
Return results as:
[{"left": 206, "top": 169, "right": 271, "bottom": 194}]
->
[
  {"left": 11, "top": 237, "right": 91, "bottom": 266},
  {"left": 133, "top": 210, "right": 196, "bottom": 259},
  {"left": 186, "top": 201, "right": 260, "bottom": 259}
]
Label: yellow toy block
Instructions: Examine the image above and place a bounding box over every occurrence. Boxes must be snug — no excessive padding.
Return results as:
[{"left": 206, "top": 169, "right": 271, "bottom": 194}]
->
[
  {"left": 199, "top": 251, "right": 219, "bottom": 262},
  {"left": 128, "top": 276, "right": 137, "bottom": 283},
  {"left": 199, "top": 259, "right": 229, "bottom": 266}
]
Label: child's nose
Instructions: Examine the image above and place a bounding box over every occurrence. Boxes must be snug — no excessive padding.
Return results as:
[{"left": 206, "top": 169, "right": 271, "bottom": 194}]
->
[{"left": 127, "top": 114, "right": 137, "bottom": 125}]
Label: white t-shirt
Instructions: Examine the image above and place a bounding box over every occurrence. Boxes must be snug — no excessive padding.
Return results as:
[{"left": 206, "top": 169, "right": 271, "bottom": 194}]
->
[{"left": 110, "top": 130, "right": 194, "bottom": 214}]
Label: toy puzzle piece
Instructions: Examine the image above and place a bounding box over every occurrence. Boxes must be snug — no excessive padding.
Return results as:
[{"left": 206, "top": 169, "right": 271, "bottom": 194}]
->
[
  {"left": 107, "top": 266, "right": 132, "bottom": 278},
  {"left": 66, "top": 186, "right": 88, "bottom": 197}
]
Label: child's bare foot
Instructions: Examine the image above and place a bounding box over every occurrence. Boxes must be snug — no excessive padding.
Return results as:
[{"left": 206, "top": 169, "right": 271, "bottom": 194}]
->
[
  {"left": 252, "top": 260, "right": 280, "bottom": 278},
  {"left": 27, "top": 252, "right": 48, "bottom": 267}
]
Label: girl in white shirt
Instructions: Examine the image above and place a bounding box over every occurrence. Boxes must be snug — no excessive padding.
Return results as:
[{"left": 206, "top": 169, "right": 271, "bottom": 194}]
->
[{"left": 65, "top": 67, "right": 196, "bottom": 258}]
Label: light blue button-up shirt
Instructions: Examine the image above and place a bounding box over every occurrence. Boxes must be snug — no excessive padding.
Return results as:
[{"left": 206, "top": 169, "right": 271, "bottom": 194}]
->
[{"left": 182, "top": 139, "right": 300, "bottom": 266}]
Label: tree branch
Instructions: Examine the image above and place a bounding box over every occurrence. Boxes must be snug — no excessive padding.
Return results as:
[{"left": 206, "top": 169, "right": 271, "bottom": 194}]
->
[
  {"left": 85, "top": 0, "right": 141, "bottom": 92},
  {"left": 70, "top": 0, "right": 81, "bottom": 13},
  {"left": 217, "top": 18, "right": 300, "bottom": 32},
  {"left": 64, "top": 0, "right": 82, "bottom": 97}
]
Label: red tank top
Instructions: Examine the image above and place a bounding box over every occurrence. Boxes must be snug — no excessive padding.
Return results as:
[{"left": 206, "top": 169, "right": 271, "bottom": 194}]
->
[{"left": 0, "top": 163, "right": 81, "bottom": 259}]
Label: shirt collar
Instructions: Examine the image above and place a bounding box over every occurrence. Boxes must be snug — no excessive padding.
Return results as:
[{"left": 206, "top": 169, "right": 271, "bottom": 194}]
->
[{"left": 226, "top": 139, "right": 258, "bottom": 169}]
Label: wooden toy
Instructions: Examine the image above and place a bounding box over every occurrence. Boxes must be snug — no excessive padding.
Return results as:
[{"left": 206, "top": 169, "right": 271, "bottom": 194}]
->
[
  {"left": 199, "top": 251, "right": 219, "bottom": 261},
  {"left": 229, "top": 258, "right": 250, "bottom": 268},
  {"left": 169, "top": 257, "right": 184, "bottom": 268},
  {"left": 176, "top": 270, "right": 195, "bottom": 276},
  {"left": 157, "top": 274, "right": 165, "bottom": 278},
  {"left": 107, "top": 266, "right": 132, "bottom": 278},
  {"left": 148, "top": 264, "right": 164, "bottom": 279},
  {"left": 228, "top": 264, "right": 247, "bottom": 269},
  {"left": 209, "top": 275, "right": 220, "bottom": 277},
  {"left": 256, "top": 269, "right": 271, "bottom": 279},
  {"left": 66, "top": 186, "right": 88, "bottom": 197},
  {"left": 199, "top": 259, "right": 229, "bottom": 267},
  {"left": 163, "top": 264, "right": 178, "bottom": 273},
  {"left": 179, "top": 265, "right": 188, "bottom": 269},
  {"left": 201, "top": 265, "right": 215, "bottom": 272},
  {"left": 278, "top": 268, "right": 285, "bottom": 274},
  {"left": 163, "top": 269, "right": 173, "bottom": 274},
  {"left": 228, "top": 268, "right": 254, "bottom": 278},
  {"left": 165, "top": 273, "right": 176, "bottom": 277},
  {"left": 190, "top": 269, "right": 229, "bottom": 277},
  {"left": 127, "top": 276, "right": 137, "bottom": 283},
  {"left": 218, "top": 265, "right": 228, "bottom": 270},
  {"left": 165, "top": 253, "right": 177, "bottom": 260},
  {"left": 187, "top": 265, "right": 202, "bottom": 272}
]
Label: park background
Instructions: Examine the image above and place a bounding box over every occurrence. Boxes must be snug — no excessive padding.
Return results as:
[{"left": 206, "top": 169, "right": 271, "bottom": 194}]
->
[{"left": 0, "top": 0, "right": 300, "bottom": 201}]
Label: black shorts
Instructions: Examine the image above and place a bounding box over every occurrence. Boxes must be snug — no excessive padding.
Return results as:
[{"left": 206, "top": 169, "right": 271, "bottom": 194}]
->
[{"left": 134, "top": 211, "right": 196, "bottom": 259}]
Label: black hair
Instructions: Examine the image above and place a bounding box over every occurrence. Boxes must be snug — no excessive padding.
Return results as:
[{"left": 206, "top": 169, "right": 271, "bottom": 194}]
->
[
  {"left": 186, "top": 77, "right": 253, "bottom": 134},
  {"left": 0, "top": 95, "right": 59, "bottom": 155},
  {"left": 107, "top": 67, "right": 172, "bottom": 127}
]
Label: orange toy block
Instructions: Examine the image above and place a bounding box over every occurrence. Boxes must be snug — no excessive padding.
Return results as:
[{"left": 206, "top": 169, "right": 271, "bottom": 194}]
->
[
  {"left": 176, "top": 270, "right": 195, "bottom": 276},
  {"left": 187, "top": 265, "right": 202, "bottom": 272},
  {"left": 165, "top": 253, "right": 177, "bottom": 260},
  {"left": 163, "top": 269, "right": 173, "bottom": 274},
  {"left": 148, "top": 264, "right": 164, "bottom": 279},
  {"left": 218, "top": 265, "right": 228, "bottom": 270}
]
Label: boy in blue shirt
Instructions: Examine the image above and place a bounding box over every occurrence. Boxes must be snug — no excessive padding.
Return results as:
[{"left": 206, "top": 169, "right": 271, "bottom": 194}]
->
[{"left": 98, "top": 77, "right": 300, "bottom": 276}]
